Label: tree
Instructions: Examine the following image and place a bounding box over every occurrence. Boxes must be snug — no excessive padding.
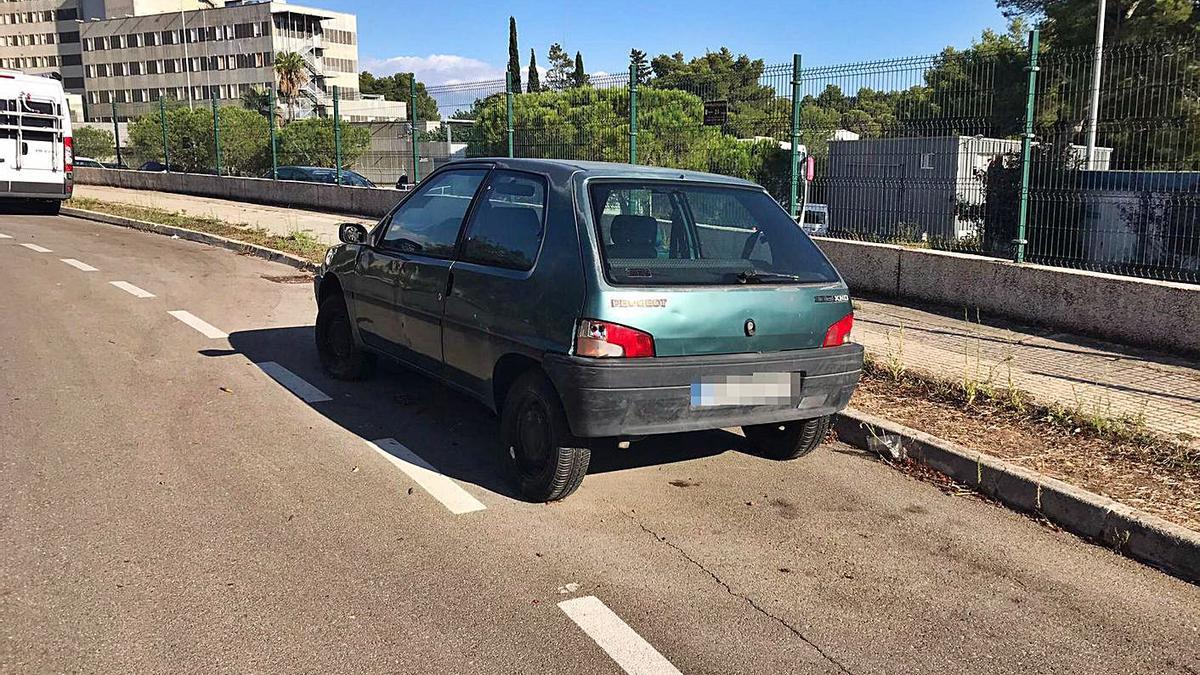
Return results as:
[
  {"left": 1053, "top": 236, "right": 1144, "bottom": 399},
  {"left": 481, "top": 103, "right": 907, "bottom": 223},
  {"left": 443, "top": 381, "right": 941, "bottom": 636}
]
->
[
  {"left": 507, "top": 16, "right": 522, "bottom": 93},
  {"left": 572, "top": 51, "right": 589, "bottom": 88},
  {"left": 649, "top": 48, "right": 785, "bottom": 137},
  {"left": 997, "top": 0, "right": 1198, "bottom": 48},
  {"left": 630, "top": 48, "right": 651, "bottom": 84},
  {"left": 359, "top": 72, "right": 441, "bottom": 121},
  {"left": 527, "top": 48, "right": 541, "bottom": 93},
  {"left": 216, "top": 106, "right": 270, "bottom": 176},
  {"left": 546, "top": 43, "right": 573, "bottom": 90},
  {"left": 240, "top": 85, "right": 275, "bottom": 120},
  {"left": 274, "top": 51, "right": 309, "bottom": 123},
  {"left": 277, "top": 117, "right": 370, "bottom": 168},
  {"left": 128, "top": 106, "right": 213, "bottom": 173},
  {"left": 74, "top": 125, "right": 115, "bottom": 161}
]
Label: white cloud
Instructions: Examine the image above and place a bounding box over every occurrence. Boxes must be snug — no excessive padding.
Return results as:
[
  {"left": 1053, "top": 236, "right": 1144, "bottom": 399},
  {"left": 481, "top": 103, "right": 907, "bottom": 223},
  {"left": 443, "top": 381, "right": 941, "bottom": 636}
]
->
[{"left": 362, "top": 54, "right": 505, "bottom": 85}]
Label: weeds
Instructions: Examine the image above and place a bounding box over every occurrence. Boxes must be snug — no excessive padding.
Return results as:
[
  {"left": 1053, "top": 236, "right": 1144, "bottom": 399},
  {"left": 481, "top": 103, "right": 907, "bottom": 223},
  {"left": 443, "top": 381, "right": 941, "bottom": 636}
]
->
[{"left": 68, "top": 197, "right": 328, "bottom": 263}]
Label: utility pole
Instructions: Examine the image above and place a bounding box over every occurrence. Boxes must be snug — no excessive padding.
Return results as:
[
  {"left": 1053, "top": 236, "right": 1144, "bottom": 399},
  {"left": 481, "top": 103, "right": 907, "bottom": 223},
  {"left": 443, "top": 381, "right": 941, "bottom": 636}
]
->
[{"left": 1085, "top": 0, "right": 1106, "bottom": 168}]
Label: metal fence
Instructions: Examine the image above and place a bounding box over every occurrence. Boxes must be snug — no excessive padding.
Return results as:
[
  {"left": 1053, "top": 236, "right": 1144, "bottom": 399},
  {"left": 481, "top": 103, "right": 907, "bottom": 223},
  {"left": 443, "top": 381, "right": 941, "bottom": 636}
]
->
[{"left": 100, "top": 33, "right": 1200, "bottom": 284}]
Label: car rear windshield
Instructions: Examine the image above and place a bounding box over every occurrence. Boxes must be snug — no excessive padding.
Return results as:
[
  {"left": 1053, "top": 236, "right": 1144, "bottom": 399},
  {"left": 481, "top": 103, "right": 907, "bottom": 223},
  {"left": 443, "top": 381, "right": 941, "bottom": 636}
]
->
[{"left": 588, "top": 182, "right": 839, "bottom": 286}]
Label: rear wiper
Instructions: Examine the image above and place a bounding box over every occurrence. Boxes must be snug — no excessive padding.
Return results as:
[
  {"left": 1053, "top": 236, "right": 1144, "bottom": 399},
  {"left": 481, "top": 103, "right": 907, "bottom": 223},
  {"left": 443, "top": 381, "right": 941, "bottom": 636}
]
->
[{"left": 736, "top": 271, "right": 808, "bottom": 284}]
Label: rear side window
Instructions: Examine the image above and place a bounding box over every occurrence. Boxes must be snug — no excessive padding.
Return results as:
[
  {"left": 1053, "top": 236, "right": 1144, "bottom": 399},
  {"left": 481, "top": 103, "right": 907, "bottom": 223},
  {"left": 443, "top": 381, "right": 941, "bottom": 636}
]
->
[
  {"left": 589, "top": 182, "right": 839, "bottom": 286},
  {"left": 379, "top": 169, "right": 488, "bottom": 258},
  {"left": 459, "top": 171, "right": 546, "bottom": 271}
]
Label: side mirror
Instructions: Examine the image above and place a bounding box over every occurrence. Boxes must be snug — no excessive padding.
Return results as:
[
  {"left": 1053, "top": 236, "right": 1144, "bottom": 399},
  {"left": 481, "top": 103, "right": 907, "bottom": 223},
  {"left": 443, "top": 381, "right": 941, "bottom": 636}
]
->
[{"left": 338, "top": 222, "right": 369, "bottom": 245}]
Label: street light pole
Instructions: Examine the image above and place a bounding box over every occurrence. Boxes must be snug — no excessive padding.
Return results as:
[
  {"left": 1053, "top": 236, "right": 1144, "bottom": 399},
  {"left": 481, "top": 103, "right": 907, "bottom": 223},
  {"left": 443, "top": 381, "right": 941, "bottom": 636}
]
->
[{"left": 1085, "top": 0, "right": 1106, "bottom": 168}]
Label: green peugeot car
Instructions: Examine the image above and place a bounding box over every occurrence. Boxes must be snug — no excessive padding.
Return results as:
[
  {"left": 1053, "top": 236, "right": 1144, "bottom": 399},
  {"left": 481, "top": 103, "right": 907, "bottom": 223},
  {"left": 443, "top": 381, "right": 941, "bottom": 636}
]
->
[{"left": 314, "top": 159, "right": 863, "bottom": 501}]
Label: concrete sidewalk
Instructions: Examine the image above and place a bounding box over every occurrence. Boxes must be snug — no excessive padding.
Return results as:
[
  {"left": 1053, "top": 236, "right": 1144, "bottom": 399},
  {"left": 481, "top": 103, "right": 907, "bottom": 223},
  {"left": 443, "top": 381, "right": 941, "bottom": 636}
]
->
[{"left": 73, "top": 185, "right": 1200, "bottom": 445}]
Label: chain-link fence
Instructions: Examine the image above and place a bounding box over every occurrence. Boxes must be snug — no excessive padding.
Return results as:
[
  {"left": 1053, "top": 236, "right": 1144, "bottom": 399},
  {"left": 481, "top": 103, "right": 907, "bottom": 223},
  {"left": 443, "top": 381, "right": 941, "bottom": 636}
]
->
[{"left": 95, "top": 35, "right": 1200, "bottom": 284}]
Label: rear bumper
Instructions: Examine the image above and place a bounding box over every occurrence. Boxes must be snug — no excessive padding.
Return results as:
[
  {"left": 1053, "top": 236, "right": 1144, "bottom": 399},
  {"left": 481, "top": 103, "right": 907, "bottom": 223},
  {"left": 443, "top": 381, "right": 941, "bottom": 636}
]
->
[{"left": 543, "top": 343, "right": 864, "bottom": 438}]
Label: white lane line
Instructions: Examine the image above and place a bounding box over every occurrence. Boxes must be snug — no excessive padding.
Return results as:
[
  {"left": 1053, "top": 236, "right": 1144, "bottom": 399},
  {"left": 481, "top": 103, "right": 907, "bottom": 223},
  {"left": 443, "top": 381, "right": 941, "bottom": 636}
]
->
[
  {"left": 256, "top": 361, "right": 331, "bottom": 403},
  {"left": 0, "top": 232, "right": 11, "bottom": 239},
  {"left": 110, "top": 281, "right": 155, "bottom": 298},
  {"left": 20, "top": 243, "right": 52, "bottom": 253},
  {"left": 367, "top": 438, "right": 486, "bottom": 515},
  {"left": 558, "top": 596, "right": 683, "bottom": 675},
  {"left": 60, "top": 258, "right": 98, "bottom": 272},
  {"left": 167, "top": 310, "right": 228, "bottom": 339}
]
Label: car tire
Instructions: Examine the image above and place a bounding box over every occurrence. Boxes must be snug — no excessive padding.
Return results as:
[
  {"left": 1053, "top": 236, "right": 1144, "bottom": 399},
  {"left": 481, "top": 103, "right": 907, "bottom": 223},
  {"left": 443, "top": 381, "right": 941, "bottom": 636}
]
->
[
  {"left": 315, "top": 293, "right": 374, "bottom": 380},
  {"left": 742, "top": 415, "right": 832, "bottom": 460},
  {"left": 43, "top": 200, "right": 61, "bottom": 215},
  {"left": 501, "top": 370, "right": 590, "bottom": 502}
]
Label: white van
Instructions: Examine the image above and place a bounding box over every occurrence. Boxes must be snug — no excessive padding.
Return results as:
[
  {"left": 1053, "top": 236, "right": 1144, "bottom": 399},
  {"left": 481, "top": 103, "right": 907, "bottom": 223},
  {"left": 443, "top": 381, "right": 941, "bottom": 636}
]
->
[{"left": 0, "top": 70, "right": 72, "bottom": 214}]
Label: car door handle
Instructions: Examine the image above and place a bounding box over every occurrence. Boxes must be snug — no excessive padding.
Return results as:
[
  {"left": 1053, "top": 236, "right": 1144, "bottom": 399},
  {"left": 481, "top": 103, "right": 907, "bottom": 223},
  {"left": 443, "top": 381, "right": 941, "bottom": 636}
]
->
[{"left": 444, "top": 271, "right": 455, "bottom": 296}]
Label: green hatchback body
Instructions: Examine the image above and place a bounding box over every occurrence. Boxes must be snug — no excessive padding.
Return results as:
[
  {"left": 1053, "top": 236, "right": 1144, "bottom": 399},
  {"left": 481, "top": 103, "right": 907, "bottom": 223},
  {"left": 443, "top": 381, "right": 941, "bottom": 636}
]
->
[{"left": 314, "top": 158, "right": 863, "bottom": 500}]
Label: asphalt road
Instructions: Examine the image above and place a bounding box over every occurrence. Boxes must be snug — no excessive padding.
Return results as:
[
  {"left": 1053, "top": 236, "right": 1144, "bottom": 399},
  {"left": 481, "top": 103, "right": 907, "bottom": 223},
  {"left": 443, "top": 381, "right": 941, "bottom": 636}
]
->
[{"left": 1, "top": 213, "right": 1197, "bottom": 675}]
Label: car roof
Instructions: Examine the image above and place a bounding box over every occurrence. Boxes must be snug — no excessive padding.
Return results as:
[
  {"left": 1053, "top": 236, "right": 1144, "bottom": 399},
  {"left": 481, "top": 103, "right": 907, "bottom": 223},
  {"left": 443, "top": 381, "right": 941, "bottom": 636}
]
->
[{"left": 439, "top": 158, "right": 762, "bottom": 189}]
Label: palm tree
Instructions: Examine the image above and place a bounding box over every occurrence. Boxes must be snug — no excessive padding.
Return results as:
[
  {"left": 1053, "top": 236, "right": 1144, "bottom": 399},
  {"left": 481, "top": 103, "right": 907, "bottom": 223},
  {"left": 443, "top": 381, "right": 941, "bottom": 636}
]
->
[{"left": 273, "top": 51, "right": 308, "bottom": 123}]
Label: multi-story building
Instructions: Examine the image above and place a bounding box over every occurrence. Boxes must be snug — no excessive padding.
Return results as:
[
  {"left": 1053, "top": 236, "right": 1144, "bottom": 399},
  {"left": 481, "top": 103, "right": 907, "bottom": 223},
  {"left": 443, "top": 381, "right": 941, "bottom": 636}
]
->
[
  {"left": 78, "top": 0, "right": 400, "bottom": 122},
  {"left": 0, "top": 1, "right": 87, "bottom": 93}
]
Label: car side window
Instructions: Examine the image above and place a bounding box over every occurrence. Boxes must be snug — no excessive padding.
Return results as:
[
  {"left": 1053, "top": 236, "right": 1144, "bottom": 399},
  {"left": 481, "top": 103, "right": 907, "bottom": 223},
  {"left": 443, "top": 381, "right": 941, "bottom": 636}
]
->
[
  {"left": 458, "top": 171, "right": 547, "bottom": 271},
  {"left": 378, "top": 169, "right": 489, "bottom": 258}
]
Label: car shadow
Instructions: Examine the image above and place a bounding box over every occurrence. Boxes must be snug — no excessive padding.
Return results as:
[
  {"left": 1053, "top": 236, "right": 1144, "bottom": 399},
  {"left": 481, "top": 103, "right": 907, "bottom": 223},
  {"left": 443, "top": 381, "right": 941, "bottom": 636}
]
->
[{"left": 206, "top": 325, "right": 752, "bottom": 502}]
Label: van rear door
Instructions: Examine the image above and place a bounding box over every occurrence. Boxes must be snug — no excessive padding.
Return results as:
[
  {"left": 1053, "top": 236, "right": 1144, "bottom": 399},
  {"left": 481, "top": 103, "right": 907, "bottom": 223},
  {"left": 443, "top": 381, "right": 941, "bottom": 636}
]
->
[{"left": 0, "top": 91, "right": 67, "bottom": 195}]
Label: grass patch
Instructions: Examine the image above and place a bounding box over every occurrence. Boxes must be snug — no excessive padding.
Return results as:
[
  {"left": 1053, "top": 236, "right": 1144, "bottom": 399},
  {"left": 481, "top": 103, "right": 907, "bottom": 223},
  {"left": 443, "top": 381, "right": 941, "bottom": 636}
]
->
[
  {"left": 854, "top": 355, "right": 1200, "bottom": 530},
  {"left": 68, "top": 196, "right": 328, "bottom": 263}
]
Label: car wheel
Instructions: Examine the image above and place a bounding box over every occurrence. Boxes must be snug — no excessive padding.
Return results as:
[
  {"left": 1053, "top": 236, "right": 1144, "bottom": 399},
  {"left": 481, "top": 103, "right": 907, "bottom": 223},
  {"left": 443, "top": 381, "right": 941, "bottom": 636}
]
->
[
  {"left": 501, "top": 370, "right": 590, "bottom": 502},
  {"left": 315, "top": 293, "right": 374, "bottom": 380},
  {"left": 42, "top": 200, "right": 61, "bottom": 215},
  {"left": 743, "top": 415, "right": 832, "bottom": 460}
]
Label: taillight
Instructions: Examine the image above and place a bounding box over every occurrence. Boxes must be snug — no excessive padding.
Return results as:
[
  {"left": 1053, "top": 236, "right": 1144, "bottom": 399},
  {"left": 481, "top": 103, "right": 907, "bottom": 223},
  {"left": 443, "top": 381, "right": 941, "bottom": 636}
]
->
[
  {"left": 822, "top": 312, "right": 854, "bottom": 348},
  {"left": 63, "top": 136, "right": 73, "bottom": 173},
  {"left": 575, "top": 319, "right": 655, "bottom": 358}
]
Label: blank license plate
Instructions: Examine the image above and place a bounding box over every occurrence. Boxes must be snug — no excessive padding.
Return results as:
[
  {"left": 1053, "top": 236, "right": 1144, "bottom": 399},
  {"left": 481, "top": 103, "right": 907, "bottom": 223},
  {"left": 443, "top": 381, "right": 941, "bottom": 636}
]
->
[{"left": 690, "top": 372, "right": 799, "bottom": 408}]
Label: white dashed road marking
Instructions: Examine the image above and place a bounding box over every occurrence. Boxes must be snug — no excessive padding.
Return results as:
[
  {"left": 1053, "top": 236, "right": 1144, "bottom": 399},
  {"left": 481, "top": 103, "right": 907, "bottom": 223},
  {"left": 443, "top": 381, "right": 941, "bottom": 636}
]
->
[
  {"left": 110, "top": 281, "right": 155, "bottom": 298},
  {"left": 0, "top": 232, "right": 11, "bottom": 238},
  {"left": 367, "top": 438, "right": 486, "bottom": 515},
  {"left": 558, "top": 596, "right": 683, "bottom": 675},
  {"left": 60, "top": 258, "right": 98, "bottom": 272},
  {"left": 167, "top": 310, "right": 228, "bottom": 339},
  {"left": 256, "top": 361, "right": 331, "bottom": 403},
  {"left": 20, "top": 243, "right": 52, "bottom": 253}
]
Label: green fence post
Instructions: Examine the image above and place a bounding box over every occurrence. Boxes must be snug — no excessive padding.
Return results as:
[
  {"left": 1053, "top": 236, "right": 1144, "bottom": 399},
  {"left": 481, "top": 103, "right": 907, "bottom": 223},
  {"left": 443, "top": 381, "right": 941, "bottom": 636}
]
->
[
  {"left": 789, "top": 53, "right": 802, "bottom": 220},
  {"left": 110, "top": 100, "right": 122, "bottom": 167},
  {"left": 410, "top": 74, "right": 420, "bottom": 183},
  {"left": 159, "top": 98, "right": 169, "bottom": 172},
  {"left": 211, "top": 90, "right": 221, "bottom": 176},
  {"left": 628, "top": 63, "right": 638, "bottom": 165},
  {"left": 1015, "top": 28, "right": 1041, "bottom": 264},
  {"left": 268, "top": 87, "right": 278, "bottom": 179},
  {"left": 505, "top": 71, "right": 514, "bottom": 158},
  {"left": 333, "top": 85, "right": 342, "bottom": 185}
]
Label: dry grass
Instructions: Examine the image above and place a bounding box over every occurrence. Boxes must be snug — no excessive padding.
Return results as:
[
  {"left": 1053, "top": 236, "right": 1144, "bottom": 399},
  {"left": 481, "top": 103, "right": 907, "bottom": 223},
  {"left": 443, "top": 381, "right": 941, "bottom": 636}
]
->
[
  {"left": 68, "top": 196, "right": 328, "bottom": 263},
  {"left": 853, "top": 356, "right": 1200, "bottom": 531}
]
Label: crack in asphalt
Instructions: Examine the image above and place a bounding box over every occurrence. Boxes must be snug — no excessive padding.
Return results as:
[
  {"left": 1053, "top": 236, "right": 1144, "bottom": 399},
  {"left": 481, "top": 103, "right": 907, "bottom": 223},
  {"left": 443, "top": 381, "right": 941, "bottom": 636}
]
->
[{"left": 628, "top": 515, "right": 856, "bottom": 675}]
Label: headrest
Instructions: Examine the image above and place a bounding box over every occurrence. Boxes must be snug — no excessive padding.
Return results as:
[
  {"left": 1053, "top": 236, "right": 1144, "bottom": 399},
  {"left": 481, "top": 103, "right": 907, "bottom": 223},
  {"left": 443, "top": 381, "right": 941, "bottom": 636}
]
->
[{"left": 611, "top": 215, "right": 658, "bottom": 245}]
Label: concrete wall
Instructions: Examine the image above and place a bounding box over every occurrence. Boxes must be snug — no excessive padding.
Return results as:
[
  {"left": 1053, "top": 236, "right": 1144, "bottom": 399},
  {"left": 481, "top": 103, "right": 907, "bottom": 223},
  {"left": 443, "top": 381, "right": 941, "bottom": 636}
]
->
[
  {"left": 74, "top": 166, "right": 402, "bottom": 218},
  {"left": 816, "top": 237, "right": 1200, "bottom": 355}
]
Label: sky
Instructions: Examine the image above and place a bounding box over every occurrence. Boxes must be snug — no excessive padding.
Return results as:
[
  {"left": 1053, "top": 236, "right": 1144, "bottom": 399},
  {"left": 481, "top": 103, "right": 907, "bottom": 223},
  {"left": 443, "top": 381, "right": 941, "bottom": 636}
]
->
[{"left": 310, "top": 0, "right": 1011, "bottom": 86}]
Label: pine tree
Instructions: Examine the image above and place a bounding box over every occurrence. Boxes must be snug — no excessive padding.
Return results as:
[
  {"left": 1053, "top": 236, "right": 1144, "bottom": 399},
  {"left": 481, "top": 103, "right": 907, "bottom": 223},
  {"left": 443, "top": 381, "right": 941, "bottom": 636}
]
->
[
  {"left": 527, "top": 48, "right": 541, "bottom": 93},
  {"left": 630, "top": 48, "right": 651, "bottom": 84},
  {"left": 573, "top": 51, "right": 589, "bottom": 88},
  {"left": 506, "top": 16, "right": 522, "bottom": 93},
  {"left": 546, "top": 43, "right": 572, "bottom": 90}
]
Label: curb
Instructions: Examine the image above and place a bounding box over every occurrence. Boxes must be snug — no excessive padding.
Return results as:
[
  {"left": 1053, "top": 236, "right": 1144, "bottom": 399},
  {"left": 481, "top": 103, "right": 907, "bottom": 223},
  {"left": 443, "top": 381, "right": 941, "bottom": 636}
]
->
[
  {"left": 62, "top": 206, "right": 319, "bottom": 273},
  {"left": 833, "top": 408, "right": 1200, "bottom": 585}
]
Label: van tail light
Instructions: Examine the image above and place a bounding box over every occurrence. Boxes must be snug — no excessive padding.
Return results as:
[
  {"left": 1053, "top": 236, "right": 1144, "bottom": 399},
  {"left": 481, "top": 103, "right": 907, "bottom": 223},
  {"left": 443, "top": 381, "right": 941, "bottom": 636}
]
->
[
  {"left": 575, "top": 319, "right": 655, "bottom": 358},
  {"left": 822, "top": 312, "right": 854, "bottom": 348},
  {"left": 63, "top": 136, "right": 73, "bottom": 173}
]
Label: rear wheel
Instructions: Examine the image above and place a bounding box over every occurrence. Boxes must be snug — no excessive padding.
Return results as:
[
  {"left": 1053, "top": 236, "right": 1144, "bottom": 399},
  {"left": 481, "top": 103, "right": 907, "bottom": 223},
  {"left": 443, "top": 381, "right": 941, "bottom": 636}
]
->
[
  {"left": 43, "top": 200, "right": 61, "bottom": 215},
  {"left": 743, "top": 415, "right": 832, "bottom": 460},
  {"left": 500, "top": 371, "right": 590, "bottom": 502},
  {"left": 315, "top": 293, "right": 374, "bottom": 380}
]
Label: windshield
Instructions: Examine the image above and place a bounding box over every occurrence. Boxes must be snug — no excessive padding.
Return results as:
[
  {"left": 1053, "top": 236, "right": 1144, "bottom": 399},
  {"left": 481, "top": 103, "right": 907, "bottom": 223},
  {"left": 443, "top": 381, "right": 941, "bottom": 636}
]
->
[{"left": 589, "top": 182, "right": 839, "bottom": 286}]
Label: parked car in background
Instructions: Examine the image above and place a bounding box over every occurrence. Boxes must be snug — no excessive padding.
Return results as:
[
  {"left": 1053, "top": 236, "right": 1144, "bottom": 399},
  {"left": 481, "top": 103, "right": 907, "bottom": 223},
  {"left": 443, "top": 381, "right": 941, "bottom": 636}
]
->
[
  {"left": 270, "top": 165, "right": 376, "bottom": 188},
  {"left": 74, "top": 156, "right": 103, "bottom": 168},
  {"left": 314, "top": 158, "right": 863, "bottom": 502},
  {"left": 138, "top": 160, "right": 169, "bottom": 172},
  {"left": 101, "top": 161, "right": 129, "bottom": 169},
  {"left": 0, "top": 69, "right": 73, "bottom": 214}
]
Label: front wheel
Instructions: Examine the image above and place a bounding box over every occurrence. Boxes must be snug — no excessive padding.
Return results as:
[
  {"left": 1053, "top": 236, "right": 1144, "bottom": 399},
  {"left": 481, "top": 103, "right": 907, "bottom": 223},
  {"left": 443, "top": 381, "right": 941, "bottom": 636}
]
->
[
  {"left": 500, "top": 371, "right": 590, "bottom": 502},
  {"left": 315, "top": 293, "right": 374, "bottom": 380},
  {"left": 743, "top": 415, "right": 832, "bottom": 460}
]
